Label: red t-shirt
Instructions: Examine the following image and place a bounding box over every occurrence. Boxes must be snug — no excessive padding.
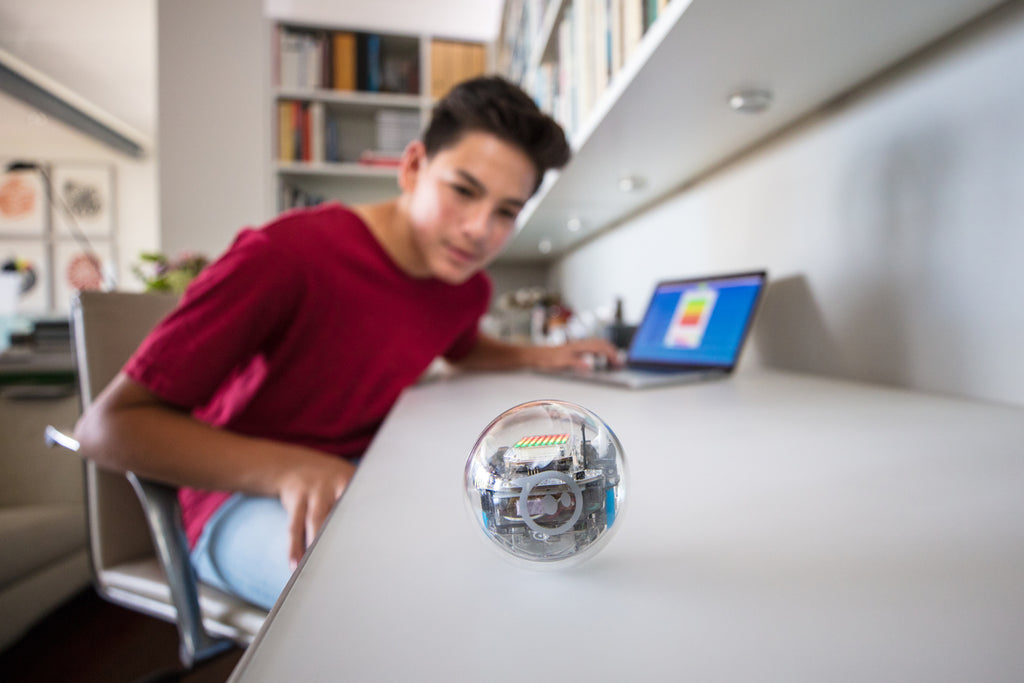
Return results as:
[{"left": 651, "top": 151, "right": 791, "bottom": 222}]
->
[{"left": 124, "top": 203, "right": 490, "bottom": 545}]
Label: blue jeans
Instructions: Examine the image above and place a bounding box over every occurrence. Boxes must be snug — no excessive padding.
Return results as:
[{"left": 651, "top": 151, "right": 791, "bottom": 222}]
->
[{"left": 190, "top": 493, "right": 293, "bottom": 611}]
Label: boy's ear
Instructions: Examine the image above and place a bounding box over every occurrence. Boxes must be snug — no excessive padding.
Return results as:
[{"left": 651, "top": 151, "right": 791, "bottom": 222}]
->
[{"left": 398, "top": 140, "right": 427, "bottom": 192}]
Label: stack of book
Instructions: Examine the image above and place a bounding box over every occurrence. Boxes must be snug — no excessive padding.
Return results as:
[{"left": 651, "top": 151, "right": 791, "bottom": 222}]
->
[
  {"left": 358, "top": 109, "right": 422, "bottom": 166},
  {"left": 277, "top": 100, "right": 331, "bottom": 163},
  {"left": 275, "top": 25, "right": 420, "bottom": 94},
  {"left": 502, "top": 0, "right": 669, "bottom": 139},
  {"left": 279, "top": 182, "right": 325, "bottom": 210}
]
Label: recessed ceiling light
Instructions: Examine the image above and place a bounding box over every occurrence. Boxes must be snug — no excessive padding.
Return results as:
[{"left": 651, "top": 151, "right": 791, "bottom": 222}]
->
[
  {"left": 617, "top": 175, "right": 642, "bottom": 192},
  {"left": 566, "top": 217, "right": 582, "bottom": 232},
  {"left": 728, "top": 88, "right": 773, "bottom": 114},
  {"left": 538, "top": 239, "right": 553, "bottom": 254}
]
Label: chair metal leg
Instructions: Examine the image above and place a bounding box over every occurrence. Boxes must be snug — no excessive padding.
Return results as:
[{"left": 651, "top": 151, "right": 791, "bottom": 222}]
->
[{"left": 126, "top": 474, "right": 234, "bottom": 668}]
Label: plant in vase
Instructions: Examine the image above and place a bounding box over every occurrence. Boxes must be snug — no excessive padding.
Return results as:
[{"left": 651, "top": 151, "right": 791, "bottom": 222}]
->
[{"left": 133, "top": 251, "right": 209, "bottom": 294}]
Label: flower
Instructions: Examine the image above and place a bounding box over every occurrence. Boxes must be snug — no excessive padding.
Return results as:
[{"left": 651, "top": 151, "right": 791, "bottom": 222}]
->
[{"left": 132, "top": 251, "right": 209, "bottom": 294}]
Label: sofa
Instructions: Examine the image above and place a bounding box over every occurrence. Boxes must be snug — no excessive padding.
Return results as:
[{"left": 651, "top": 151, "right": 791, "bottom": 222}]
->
[{"left": 0, "top": 387, "right": 90, "bottom": 651}]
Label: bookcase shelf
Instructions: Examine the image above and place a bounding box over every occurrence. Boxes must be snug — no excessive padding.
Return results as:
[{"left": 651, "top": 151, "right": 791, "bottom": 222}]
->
[
  {"left": 497, "top": 0, "right": 1007, "bottom": 263},
  {"left": 271, "top": 22, "right": 487, "bottom": 211},
  {"left": 275, "top": 88, "right": 423, "bottom": 110},
  {"left": 275, "top": 161, "right": 399, "bottom": 178}
]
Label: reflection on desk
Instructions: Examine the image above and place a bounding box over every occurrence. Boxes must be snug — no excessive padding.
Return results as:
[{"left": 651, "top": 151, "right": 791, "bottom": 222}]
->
[{"left": 231, "top": 370, "right": 1024, "bottom": 682}]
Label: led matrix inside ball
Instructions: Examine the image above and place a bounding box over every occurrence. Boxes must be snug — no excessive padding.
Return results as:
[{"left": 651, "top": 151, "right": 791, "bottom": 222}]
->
[{"left": 464, "top": 400, "right": 627, "bottom": 567}]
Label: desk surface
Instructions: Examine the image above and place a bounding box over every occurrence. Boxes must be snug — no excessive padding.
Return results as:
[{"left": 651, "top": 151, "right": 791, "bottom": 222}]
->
[{"left": 231, "top": 370, "right": 1024, "bottom": 682}]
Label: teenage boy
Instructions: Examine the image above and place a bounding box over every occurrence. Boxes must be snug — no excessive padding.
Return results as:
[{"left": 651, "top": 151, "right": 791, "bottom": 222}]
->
[{"left": 74, "top": 76, "right": 619, "bottom": 609}]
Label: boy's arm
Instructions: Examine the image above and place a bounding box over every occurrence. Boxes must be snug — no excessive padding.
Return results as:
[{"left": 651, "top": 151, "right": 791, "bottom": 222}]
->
[
  {"left": 74, "top": 373, "right": 354, "bottom": 569},
  {"left": 454, "top": 334, "right": 621, "bottom": 372}
]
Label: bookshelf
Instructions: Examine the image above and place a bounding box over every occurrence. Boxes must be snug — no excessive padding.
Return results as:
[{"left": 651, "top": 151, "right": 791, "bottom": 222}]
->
[
  {"left": 497, "top": 0, "right": 1008, "bottom": 262},
  {"left": 272, "top": 22, "right": 487, "bottom": 211}
]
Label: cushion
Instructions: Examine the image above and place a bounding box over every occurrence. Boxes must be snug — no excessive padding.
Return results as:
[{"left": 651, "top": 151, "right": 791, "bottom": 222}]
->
[{"left": 0, "top": 504, "right": 86, "bottom": 587}]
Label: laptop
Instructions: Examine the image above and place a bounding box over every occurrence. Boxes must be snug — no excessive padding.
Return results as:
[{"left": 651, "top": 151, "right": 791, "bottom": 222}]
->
[{"left": 542, "top": 270, "right": 767, "bottom": 389}]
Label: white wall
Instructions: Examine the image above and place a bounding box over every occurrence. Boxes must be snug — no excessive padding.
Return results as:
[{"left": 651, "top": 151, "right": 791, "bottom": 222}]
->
[
  {"left": 552, "top": 6, "right": 1024, "bottom": 407},
  {"left": 157, "top": 0, "right": 274, "bottom": 260}
]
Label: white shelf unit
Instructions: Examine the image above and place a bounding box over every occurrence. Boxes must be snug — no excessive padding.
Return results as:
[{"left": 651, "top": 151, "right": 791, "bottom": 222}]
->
[
  {"left": 271, "top": 23, "right": 487, "bottom": 211},
  {"left": 272, "top": 23, "right": 425, "bottom": 210},
  {"left": 497, "top": 0, "right": 1009, "bottom": 262}
]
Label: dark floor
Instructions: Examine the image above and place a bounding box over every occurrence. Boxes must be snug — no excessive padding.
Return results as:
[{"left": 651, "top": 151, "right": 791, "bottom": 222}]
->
[{"left": 0, "top": 588, "right": 245, "bottom": 682}]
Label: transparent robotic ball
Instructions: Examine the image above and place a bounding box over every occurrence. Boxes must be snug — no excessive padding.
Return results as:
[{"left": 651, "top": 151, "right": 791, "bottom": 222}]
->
[{"left": 464, "top": 400, "right": 627, "bottom": 568}]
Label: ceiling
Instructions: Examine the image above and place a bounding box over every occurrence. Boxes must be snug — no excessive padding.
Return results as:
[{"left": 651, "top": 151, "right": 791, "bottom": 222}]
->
[{"left": 0, "top": 0, "right": 157, "bottom": 139}]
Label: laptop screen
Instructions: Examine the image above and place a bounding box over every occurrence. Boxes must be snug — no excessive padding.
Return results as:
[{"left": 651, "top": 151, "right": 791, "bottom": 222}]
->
[{"left": 627, "top": 271, "right": 766, "bottom": 369}]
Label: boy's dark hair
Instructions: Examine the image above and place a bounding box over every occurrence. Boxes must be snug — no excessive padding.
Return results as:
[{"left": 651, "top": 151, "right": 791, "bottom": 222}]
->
[{"left": 423, "top": 76, "right": 571, "bottom": 193}]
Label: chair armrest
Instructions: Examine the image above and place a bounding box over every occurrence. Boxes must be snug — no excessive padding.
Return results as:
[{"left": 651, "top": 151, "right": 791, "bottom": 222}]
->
[{"left": 45, "top": 425, "right": 81, "bottom": 452}]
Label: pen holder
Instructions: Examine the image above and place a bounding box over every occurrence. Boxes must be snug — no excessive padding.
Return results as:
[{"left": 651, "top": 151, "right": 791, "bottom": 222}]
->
[{"left": 464, "top": 400, "right": 628, "bottom": 569}]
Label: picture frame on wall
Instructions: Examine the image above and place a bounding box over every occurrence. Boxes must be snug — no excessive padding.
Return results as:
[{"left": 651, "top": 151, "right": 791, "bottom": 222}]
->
[
  {"left": 0, "top": 163, "right": 47, "bottom": 236},
  {"left": 0, "top": 159, "right": 117, "bottom": 317},
  {"left": 50, "top": 163, "right": 115, "bottom": 239},
  {"left": 53, "top": 239, "right": 113, "bottom": 315}
]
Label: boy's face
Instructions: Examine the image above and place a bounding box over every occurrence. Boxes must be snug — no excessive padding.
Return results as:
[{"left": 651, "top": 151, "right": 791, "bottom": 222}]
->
[{"left": 401, "top": 131, "right": 536, "bottom": 285}]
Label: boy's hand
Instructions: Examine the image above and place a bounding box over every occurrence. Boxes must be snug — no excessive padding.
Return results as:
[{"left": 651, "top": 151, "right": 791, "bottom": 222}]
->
[
  {"left": 455, "top": 334, "right": 622, "bottom": 373},
  {"left": 532, "top": 338, "right": 623, "bottom": 372},
  {"left": 277, "top": 453, "right": 357, "bottom": 570}
]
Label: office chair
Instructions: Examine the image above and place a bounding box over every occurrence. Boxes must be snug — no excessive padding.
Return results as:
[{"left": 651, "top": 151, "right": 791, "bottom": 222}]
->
[{"left": 47, "top": 291, "right": 266, "bottom": 668}]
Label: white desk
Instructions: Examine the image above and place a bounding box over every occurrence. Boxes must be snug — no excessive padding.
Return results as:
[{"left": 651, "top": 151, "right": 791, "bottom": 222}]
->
[{"left": 231, "top": 370, "right": 1024, "bottom": 682}]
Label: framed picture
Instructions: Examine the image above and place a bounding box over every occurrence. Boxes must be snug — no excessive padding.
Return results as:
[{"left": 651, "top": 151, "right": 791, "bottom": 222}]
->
[
  {"left": 53, "top": 240, "right": 113, "bottom": 315},
  {"left": 1, "top": 160, "right": 118, "bottom": 316},
  {"left": 1, "top": 240, "right": 49, "bottom": 314},
  {"left": 0, "top": 163, "right": 47, "bottom": 236},
  {"left": 50, "top": 163, "right": 115, "bottom": 239}
]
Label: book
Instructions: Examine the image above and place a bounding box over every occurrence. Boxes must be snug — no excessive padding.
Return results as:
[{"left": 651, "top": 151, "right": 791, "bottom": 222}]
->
[
  {"left": 644, "top": 0, "right": 659, "bottom": 31},
  {"left": 431, "top": 40, "right": 487, "bottom": 99},
  {"left": 324, "top": 114, "right": 341, "bottom": 162},
  {"left": 279, "top": 30, "right": 305, "bottom": 88},
  {"left": 431, "top": 40, "right": 454, "bottom": 98},
  {"left": 365, "top": 34, "right": 382, "bottom": 92},
  {"left": 622, "top": 0, "right": 645, "bottom": 63},
  {"left": 574, "top": 0, "right": 595, "bottom": 121},
  {"left": 280, "top": 182, "right": 325, "bottom": 210},
  {"left": 375, "top": 109, "right": 420, "bottom": 155},
  {"left": 593, "top": 0, "right": 609, "bottom": 100},
  {"left": 310, "top": 101, "right": 325, "bottom": 163},
  {"left": 277, "top": 28, "right": 333, "bottom": 89},
  {"left": 298, "top": 101, "right": 310, "bottom": 161},
  {"left": 332, "top": 32, "right": 357, "bottom": 90},
  {"left": 358, "top": 150, "right": 402, "bottom": 167},
  {"left": 558, "top": 2, "right": 577, "bottom": 134},
  {"left": 278, "top": 100, "right": 294, "bottom": 160}
]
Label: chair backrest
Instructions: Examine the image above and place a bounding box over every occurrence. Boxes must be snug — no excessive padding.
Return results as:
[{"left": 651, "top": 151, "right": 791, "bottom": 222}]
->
[{"left": 71, "top": 291, "right": 180, "bottom": 571}]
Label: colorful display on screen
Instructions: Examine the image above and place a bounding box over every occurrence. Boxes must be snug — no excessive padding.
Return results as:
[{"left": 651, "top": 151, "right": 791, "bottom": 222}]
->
[
  {"left": 664, "top": 287, "right": 718, "bottom": 349},
  {"left": 514, "top": 434, "right": 570, "bottom": 448},
  {"left": 629, "top": 274, "right": 763, "bottom": 367}
]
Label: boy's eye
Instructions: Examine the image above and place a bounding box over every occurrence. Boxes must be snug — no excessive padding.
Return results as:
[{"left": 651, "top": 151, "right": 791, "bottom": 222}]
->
[{"left": 452, "top": 184, "right": 475, "bottom": 197}]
